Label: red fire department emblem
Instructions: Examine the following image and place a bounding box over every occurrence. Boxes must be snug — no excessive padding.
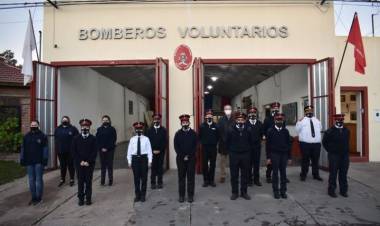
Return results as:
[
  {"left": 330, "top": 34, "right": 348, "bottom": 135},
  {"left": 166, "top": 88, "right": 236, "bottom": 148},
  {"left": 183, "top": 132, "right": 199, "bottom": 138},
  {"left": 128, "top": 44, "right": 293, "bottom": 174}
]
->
[{"left": 174, "top": 44, "right": 192, "bottom": 71}]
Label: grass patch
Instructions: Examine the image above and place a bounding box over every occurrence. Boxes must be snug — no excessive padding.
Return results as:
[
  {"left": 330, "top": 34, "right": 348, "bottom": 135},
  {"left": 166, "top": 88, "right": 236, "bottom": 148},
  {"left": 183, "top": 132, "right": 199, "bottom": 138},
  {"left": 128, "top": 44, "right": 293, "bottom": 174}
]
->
[{"left": 0, "top": 160, "right": 26, "bottom": 185}]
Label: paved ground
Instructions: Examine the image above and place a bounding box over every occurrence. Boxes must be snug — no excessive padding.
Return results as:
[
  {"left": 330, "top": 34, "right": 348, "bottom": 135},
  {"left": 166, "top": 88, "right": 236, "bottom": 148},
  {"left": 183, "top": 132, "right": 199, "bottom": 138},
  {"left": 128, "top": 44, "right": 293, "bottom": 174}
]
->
[{"left": 0, "top": 143, "right": 379, "bottom": 226}]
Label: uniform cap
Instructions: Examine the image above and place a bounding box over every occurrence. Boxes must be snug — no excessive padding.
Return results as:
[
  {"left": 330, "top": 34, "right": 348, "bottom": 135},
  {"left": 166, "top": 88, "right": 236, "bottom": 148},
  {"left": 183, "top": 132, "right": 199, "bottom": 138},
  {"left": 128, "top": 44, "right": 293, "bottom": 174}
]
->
[
  {"left": 79, "top": 118, "right": 92, "bottom": 126},
  {"left": 133, "top": 122, "right": 144, "bottom": 129},
  {"left": 179, "top": 114, "right": 190, "bottom": 122}
]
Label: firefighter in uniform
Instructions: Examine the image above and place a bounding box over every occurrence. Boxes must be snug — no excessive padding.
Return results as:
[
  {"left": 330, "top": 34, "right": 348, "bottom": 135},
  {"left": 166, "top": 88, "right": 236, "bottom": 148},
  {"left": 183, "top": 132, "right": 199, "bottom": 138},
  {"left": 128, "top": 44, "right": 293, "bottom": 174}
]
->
[
  {"left": 146, "top": 113, "right": 167, "bottom": 189},
  {"left": 226, "top": 112, "right": 252, "bottom": 201},
  {"left": 174, "top": 114, "right": 197, "bottom": 203},
  {"left": 54, "top": 116, "right": 79, "bottom": 187},
  {"left": 217, "top": 105, "right": 234, "bottom": 183},
  {"left": 71, "top": 119, "right": 97, "bottom": 206},
  {"left": 127, "top": 122, "right": 152, "bottom": 202},
  {"left": 296, "top": 105, "right": 323, "bottom": 181},
  {"left": 322, "top": 114, "right": 350, "bottom": 198},
  {"left": 199, "top": 109, "right": 220, "bottom": 187},
  {"left": 96, "top": 115, "right": 117, "bottom": 186},
  {"left": 246, "top": 107, "right": 263, "bottom": 186},
  {"left": 266, "top": 113, "right": 292, "bottom": 199}
]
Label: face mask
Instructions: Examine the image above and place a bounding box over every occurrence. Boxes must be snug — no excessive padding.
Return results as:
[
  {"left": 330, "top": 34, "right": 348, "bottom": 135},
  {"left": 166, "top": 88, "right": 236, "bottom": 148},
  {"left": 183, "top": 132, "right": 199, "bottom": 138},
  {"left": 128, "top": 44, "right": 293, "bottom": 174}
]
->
[
  {"left": 206, "top": 118, "right": 212, "bottom": 123},
  {"left": 82, "top": 128, "right": 89, "bottom": 135},
  {"left": 224, "top": 110, "right": 232, "bottom": 116},
  {"left": 62, "top": 121, "right": 69, "bottom": 126},
  {"left": 237, "top": 122, "right": 244, "bottom": 128},
  {"left": 182, "top": 124, "right": 189, "bottom": 129},
  {"left": 154, "top": 121, "right": 160, "bottom": 126},
  {"left": 103, "top": 122, "right": 110, "bottom": 127},
  {"left": 275, "top": 122, "right": 283, "bottom": 128},
  {"left": 31, "top": 127, "right": 38, "bottom": 132},
  {"left": 136, "top": 130, "right": 143, "bottom": 136},
  {"left": 249, "top": 115, "right": 257, "bottom": 120},
  {"left": 272, "top": 110, "right": 279, "bottom": 116},
  {"left": 335, "top": 121, "right": 343, "bottom": 127},
  {"left": 306, "top": 113, "right": 313, "bottom": 118}
]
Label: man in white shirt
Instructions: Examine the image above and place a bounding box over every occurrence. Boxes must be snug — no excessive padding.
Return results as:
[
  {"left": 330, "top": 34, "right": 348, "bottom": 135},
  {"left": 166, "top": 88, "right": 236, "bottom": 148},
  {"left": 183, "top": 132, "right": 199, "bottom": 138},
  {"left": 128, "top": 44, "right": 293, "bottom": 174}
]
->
[
  {"left": 296, "top": 105, "right": 323, "bottom": 181},
  {"left": 127, "top": 122, "right": 152, "bottom": 202}
]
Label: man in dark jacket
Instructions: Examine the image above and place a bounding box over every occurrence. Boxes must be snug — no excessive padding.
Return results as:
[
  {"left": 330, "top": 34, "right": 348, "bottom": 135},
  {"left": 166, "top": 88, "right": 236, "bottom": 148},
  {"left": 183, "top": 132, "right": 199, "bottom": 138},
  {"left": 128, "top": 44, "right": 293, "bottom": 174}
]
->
[
  {"left": 217, "top": 104, "right": 234, "bottom": 183},
  {"left": 96, "top": 115, "right": 117, "bottom": 186},
  {"left": 322, "top": 114, "right": 350, "bottom": 198},
  {"left": 226, "top": 112, "right": 252, "bottom": 201},
  {"left": 146, "top": 113, "right": 167, "bottom": 189},
  {"left": 266, "top": 113, "right": 292, "bottom": 199},
  {"left": 20, "top": 120, "right": 48, "bottom": 205},
  {"left": 54, "top": 116, "right": 79, "bottom": 187},
  {"left": 72, "top": 118, "right": 97, "bottom": 206},
  {"left": 199, "top": 109, "right": 219, "bottom": 187},
  {"left": 246, "top": 107, "right": 263, "bottom": 186},
  {"left": 174, "top": 114, "right": 197, "bottom": 203}
]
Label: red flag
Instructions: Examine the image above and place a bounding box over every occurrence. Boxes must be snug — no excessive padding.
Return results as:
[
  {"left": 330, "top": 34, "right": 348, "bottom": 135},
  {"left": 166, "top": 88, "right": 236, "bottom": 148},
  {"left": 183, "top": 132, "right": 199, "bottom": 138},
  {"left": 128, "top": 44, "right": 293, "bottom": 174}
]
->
[{"left": 347, "top": 13, "right": 366, "bottom": 74}]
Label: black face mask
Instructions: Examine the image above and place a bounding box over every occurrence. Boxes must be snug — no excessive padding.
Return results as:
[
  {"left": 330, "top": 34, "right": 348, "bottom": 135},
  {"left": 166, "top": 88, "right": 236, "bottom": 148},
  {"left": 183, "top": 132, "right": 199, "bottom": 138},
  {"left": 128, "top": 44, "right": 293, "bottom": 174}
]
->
[
  {"left": 136, "top": 130, "right": 143, "bottom": 136},
  {"left": 182, "top": 124, "right": 189, "bottom": 130},
  {"left": 335, "top": 121, "right": 344, "bottom": 127},
  {"left": 30, "top": 127, "right": 39, "bottom": 132},
  {"left": 62, "top": 121, "right": 69, "bottom": 126},
  {"left": 249, "top": 115, "right": 257, "bottom": 120},
  {"left": 82, "top": 128, "right": 89, "bottom": 135},
  {"left": 275, "top": 122, "right": 283, "bottom": 128},
  {"left": 306, "top": 113, "right": 313, "bottom": 118},
  {"left": 237, "top": 122, "right": 244, "bottom": 128},
  {"left": 154, "top": 121, "right": 160, "bottom": 126},
  {"left": 272, "top": 110, "right": 279, "bottom": 116},
  {"left": 206, "top": 118, "right": 212, "bottom": 123},
  {"left": 103, "top": 122, "right": 110, "bottom": 127}
]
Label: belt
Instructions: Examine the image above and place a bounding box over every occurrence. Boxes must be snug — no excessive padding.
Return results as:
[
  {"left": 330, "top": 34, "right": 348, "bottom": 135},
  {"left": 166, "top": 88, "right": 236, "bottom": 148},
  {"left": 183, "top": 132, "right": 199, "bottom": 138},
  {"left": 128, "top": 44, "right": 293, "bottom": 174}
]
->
[{"left": 132, "top": 154, "right": 147, "bottom": 158}]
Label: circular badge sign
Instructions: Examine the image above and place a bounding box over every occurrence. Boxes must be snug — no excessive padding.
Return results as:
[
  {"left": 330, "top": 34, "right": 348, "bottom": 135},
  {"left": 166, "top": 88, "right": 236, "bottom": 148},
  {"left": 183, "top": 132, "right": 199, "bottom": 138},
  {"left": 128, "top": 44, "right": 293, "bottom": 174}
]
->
[{"left": 174, "top": 44, "right": 192, "bottom": 71}]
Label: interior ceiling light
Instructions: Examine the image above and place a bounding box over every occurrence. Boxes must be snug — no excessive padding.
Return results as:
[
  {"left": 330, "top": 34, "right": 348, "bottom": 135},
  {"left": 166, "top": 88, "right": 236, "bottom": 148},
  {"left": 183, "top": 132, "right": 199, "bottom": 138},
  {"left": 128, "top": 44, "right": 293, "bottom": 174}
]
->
[
  {"left": 207, "top": 85, "right": 213, "bottom": 90},
  {"left": 211, "top": 76, "right": 218, "bottom": 82}
]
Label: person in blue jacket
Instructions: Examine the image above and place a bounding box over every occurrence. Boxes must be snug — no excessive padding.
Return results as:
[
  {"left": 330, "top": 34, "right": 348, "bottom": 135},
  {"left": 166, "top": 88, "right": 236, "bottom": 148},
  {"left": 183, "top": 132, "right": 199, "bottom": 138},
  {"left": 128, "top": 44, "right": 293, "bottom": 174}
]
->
[
  {"left": 96, "top": 115, "right": 117, "bottom": 186},
  {"left": 54, "top": 116, "right": 79, "bottom": 187},
  {"left": 20, "top": 120, "right": 49, "bottom": 205}
]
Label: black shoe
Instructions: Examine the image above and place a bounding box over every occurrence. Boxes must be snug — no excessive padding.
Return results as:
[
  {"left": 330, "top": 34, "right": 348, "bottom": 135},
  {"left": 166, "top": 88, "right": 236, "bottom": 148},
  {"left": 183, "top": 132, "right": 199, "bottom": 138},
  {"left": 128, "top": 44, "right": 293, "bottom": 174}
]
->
[
  {"left": 286, "top": 178, "right": 290, "bottom": 183},
  {"left": 209, "top": 182, "right": 216, "bottom": 187},
  {"left": 134, "top": 197, "right": 141, "bottom": 202},
  {"left": 140, "top": 196, "right": 146, "bottom": 202},
  {"left": 108, "top": 180, "right": 113, "bottom": 186},
  {"left": 202, "top": 182, "right": 209, "bottom": 187},
  {"left": 313, "top": 176, "right": 323, "bottom": 181},
  {"left": 179, "top": 196, "right": 185, "bottom": 203},
  {"left": 28, "top": 199, "right": 35, "bottom": 206},
  {"left": 328, "top": 192, "right": 338, "bottom": 198},
  {"left": 151, "top": 184, "right": 157, "bottom": 189},
  {"left": 69, "top": 180, "right": 74, "bottom": 186},
  {"left": 157, "top": 184, "right": 163, "bottom": 189},
  {"left": 266, "top": 177, "right": 272, "bottom": 183},
  {"left": 85, "top": 199, "right": 92, "bottom": 205},
  {"left": 340, "top": 192, "right": 348, "bottom": 198},
  {"left": 247, "top": 182, "right": 253, "bottom": 187},
  {"left": 100, "top": 182, "right": 105, "bottom": 186},
  {"left": 274, "top": 193, "right": 281, "bottom": 199},
  {"left": 188, "top": 196, "right": 194, "bottom": 203},
  {"left": 280, "top": 193, "right": 288, "bottom": 199},
  {"left": 300, "top": 175, "right": 306, "bottom": 181},
  {"left": 241, "top": 193, "right": 251, "bottom": 200},
  {"left": 78, "top": 199, "right": 84, "bottom": 206},
  {"left": 230, "top": 193, "right": 239, "bottom": 200},
  {"left": 58, "top": 180, "right": 65, "bottom": 187},
  {"left": 254, "top": 181, "right": 262, "bottom": 186}
]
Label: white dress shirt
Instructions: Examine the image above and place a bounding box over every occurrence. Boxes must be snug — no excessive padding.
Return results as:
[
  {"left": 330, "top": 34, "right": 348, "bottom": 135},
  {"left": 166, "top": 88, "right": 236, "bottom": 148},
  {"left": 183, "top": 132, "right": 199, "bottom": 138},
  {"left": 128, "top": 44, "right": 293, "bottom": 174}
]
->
[
  {"left": 296, "top": 116, "right": 322, "bottom": 143},
  {"left": 126, "top": 135, "right": 152, "bottom": 165}
]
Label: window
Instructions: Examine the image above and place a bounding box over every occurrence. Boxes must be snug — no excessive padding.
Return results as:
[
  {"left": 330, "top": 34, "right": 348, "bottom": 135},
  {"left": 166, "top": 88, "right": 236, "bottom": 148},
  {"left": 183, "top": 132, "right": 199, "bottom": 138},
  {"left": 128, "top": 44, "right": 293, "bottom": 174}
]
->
[{"left": 128, "top": 101, "right": 133, "bottom": 115}]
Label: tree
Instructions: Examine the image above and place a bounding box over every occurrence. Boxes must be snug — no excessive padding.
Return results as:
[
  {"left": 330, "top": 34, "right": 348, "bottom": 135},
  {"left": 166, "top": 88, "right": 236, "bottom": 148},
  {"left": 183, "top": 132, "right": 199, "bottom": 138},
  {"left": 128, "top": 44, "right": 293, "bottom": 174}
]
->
[{"left": 0, "top": 50, "right": 18, "bottom": 67}]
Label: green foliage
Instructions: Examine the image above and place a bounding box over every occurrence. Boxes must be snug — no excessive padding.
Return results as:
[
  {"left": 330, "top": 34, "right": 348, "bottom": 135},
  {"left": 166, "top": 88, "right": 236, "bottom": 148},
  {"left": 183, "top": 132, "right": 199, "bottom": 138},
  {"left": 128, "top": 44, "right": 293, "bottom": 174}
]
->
[
  {"left": 0, "top": 160, "right": 26, "bottom": 185},
  {"left": 0, "top": 117, "right": 23, "bottom": 153},
  {"left": 0, "top": 50, "right": 18, "bottom": 66}
]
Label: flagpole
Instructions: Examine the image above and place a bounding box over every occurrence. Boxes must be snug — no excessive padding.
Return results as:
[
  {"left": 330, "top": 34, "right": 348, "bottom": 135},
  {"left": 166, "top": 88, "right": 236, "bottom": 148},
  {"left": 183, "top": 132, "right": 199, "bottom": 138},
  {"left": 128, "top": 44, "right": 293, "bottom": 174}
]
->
[
  {"left": 334, "top": 12, "right": 357, "bottom": 88},
  {"left": 28, "top": 10, "right": 40, "bottom": 62}
]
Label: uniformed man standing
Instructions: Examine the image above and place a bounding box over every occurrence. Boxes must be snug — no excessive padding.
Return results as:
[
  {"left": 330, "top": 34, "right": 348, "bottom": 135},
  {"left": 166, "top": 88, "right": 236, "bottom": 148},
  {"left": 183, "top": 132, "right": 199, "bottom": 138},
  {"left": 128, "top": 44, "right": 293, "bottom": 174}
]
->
[
  {"left": 174, "top": 114, "right": 197, "bottom": 203},
  {"left": 20, "top": 120, "right": 48, "bottom": 205},
  {"left": 266, "top": 113, "right": 292, "bottom": 199},
  {"left": 146, "top": 113, "right": 167, "bottom": 189},
  {"left": 71, "top": 119, "right": 97, "bottom": 206},
  {"left": 199, "top": 109, "right": 219, "bottom": 187},
  {"left": 96, "top": 115, "right": 117, "bottom": 186},
  {"left": 217, "top": 105, "right": 234, "bottom": 183},
  {"left": 127, "top": 122, "right": 152, "bottom": 202},
  {"left": 226, "top": 112, "right": 252, "bottom": 200},
  {"left": 322, "top": 114, "right": 350, "bottom": 198},
  {"left": 246, "top": 107, "right": 263, "bottom": 186},
  {"left": 296, "top": 106, "right": 323, "bottom": 181},
  {"left": 54, "top": 116, "right": 79, "bottom": 187}
]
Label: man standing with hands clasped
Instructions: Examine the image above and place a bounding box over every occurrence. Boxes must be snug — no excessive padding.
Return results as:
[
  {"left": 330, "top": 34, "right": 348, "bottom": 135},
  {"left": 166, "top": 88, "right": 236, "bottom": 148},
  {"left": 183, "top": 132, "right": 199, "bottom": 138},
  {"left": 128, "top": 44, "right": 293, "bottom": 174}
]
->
[{"left": 127, "top": 122, "right": 152, "bottom": 202}]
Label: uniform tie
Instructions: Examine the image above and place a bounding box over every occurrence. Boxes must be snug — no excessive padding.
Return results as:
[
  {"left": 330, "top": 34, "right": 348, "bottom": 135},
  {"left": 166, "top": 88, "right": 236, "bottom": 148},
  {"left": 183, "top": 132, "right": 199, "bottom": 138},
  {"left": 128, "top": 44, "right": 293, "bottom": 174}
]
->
[
  {"left": 310, "top": 118, "right": 315, "bottom": 138},
  {"left": 137, "top": 136, "right": 141, "bottom": 156}
]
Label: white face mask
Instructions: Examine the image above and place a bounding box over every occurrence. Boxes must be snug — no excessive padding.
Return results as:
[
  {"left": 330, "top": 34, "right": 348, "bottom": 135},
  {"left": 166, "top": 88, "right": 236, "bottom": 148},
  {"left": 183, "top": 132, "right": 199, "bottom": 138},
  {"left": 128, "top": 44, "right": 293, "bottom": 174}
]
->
[{"left": 224, "top": 110, "right": 232, "bottom": 116}]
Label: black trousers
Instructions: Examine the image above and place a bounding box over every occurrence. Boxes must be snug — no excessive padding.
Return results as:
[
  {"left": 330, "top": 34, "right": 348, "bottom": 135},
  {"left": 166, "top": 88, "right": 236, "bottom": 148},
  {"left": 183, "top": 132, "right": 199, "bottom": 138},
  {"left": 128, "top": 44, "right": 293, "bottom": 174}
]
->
[
  {"left": 58, "top": 152, "right": 75, "bottom": 181},
  {"left": 271, "top": 152, "right": 288, "bottom": 194},
  {"left": 300, "top": 142, "right": 321, "bottom": 178},
  {"left": 265, "top": 144, "right": 272, "bottom": 179},
  {"left": 100, "top": 150, "right": 114, "bottom": 184},
  {"left": 176, "top": 154, "right": 195, "bottom": 197},
  {"left": 229, "top": 152, "right": 250, "bottom": 195},
  {"left": 151, "top": 151, "right": 165, "bottom": 185},
  {"left": 132, "top": 155, "right": 148, "bottom": 198},
  {"left": 248, "top": 145, "right": 261, "bottom": 183},
  {"left": 328, "top": 153, "right": 349, "bottom": 194},
  {"left": 77, "top": 165, "right": 94, "bottom": 201},
  {"left": 202, "top": 145, "right": 217, "bottom": 183}
]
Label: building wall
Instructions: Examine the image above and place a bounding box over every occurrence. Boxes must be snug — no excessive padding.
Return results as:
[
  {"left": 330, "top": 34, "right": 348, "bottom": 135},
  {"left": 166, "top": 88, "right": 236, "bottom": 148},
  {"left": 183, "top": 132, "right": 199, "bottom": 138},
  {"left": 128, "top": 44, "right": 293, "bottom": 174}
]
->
[
  {"left": 231, "top": 64, "right": 308, "bottom": 136},
  {"left": 42, "top": 2, "right": 380, "bottom": 165},
  {"left": 58, "top": 67, "right": 149, "bottom": 143}
]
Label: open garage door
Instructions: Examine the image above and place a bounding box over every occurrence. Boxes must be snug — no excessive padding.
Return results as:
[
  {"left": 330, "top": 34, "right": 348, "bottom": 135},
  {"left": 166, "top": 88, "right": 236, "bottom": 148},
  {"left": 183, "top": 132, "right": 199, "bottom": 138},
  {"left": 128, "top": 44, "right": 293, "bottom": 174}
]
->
[
  {"left": 310, "top": 58, "right": 335, "bottom": 168},
  {"left": 31, "top": 62, "right": 58, "bottom": 168}
]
